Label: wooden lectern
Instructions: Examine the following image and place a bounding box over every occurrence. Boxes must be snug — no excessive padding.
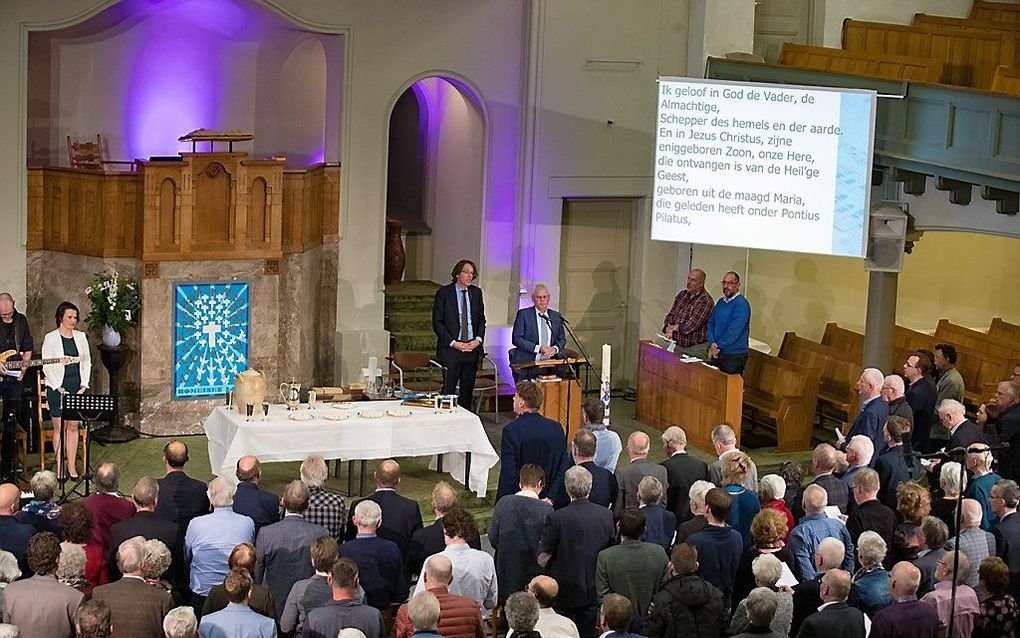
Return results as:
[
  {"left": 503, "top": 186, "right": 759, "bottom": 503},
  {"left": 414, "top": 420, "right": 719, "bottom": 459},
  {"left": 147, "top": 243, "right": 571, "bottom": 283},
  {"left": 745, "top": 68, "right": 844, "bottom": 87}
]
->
[{"left": 511, "top": 358, "right": 587, "bottom": 443}]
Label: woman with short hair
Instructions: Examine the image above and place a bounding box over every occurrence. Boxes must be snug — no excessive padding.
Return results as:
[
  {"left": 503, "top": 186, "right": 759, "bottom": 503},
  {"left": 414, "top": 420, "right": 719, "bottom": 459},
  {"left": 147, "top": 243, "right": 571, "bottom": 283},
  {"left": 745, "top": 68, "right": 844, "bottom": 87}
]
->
[
  {"left": 18, "top": 470, "right": 60, "bottom": 535},
  {"left": 849, "top": 531, "right": 893, "bottom": 617},
  {"left": 758, "top": 474, "right": 793, "bottom": 540},
  {"left": 975, "top": 557, "right": 1018, "bottom": 638}
]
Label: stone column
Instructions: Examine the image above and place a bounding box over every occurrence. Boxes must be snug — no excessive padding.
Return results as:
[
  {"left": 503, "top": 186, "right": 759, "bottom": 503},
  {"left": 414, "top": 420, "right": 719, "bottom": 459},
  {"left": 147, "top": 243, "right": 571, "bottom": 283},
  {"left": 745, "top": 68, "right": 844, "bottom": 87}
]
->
[
  {"left": 863, "top": 270, "right": 897, "bottom": 370},
  {"left": 687, "top": 0, "right": 757, "bottom": 77}
]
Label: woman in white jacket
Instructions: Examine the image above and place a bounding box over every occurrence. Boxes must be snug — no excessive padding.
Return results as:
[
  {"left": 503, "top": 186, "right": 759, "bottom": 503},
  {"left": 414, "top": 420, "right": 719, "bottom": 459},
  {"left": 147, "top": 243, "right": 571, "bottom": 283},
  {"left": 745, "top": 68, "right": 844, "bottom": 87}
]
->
[{"left": 41, "top": 301, "right": 91, "bottom": 478}]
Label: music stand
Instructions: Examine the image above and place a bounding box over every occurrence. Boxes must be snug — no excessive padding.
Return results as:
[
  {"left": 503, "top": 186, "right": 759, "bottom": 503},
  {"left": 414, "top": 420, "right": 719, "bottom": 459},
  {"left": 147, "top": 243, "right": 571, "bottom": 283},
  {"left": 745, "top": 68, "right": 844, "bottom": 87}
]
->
[{"left": 58, "top": 393, "right": 115, "bottom": 502}]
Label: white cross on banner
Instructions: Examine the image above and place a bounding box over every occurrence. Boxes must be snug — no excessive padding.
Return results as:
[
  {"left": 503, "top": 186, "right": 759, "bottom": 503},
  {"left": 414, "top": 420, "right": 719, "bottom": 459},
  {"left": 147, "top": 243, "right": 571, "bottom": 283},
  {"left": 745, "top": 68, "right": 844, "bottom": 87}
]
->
[{"left": 202, "top": 323, "right": 222, "bottom": 347}]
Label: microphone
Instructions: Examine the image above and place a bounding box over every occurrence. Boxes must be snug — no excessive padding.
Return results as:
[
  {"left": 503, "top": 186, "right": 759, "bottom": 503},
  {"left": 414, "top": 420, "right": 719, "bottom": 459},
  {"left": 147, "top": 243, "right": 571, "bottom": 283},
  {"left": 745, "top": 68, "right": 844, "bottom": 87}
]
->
[
  {"left": 560, "top": 315, "right": 570, "bottom": 324},
  {"left": 540, "top": 314, "right": 553, "bottom": 329},
  {"left": 918, "top": 442, "right": 1010, "bottom": 459}
]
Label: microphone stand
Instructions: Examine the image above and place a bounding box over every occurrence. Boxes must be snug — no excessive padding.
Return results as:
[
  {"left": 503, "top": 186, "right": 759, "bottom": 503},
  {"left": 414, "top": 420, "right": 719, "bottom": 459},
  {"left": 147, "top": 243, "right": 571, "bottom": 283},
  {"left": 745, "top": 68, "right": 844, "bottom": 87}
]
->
[{"left": 560, "top": 317, "right": 597, "bottom": 395}]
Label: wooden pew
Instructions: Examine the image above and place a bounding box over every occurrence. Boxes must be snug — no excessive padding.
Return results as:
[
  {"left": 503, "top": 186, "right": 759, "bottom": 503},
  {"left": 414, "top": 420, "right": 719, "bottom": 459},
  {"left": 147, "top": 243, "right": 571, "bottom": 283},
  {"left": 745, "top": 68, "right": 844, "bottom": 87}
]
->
[
  {"left": 989, "top": 317, "right": 1020, "bottom": 344},
  {"left": 742, "top": 349, "right": 820, "bottom": 452},
  {"left": 992, "top": 65, "right": 1020, "bottom": 96},
  {"left": 777, "top": 43, "right": 943, "bottom": 83},
  {"left": 778, "top": 332, "right": 860, "bottom": 426},
  {"left": 821, "top": 322, "right": 865, "bottom": 363},
  {"left": 841, "top": 19, "right": 1015, "bottom": 88},
  {"left": 971, "top": 0, "right": 1020, "bottom": 25},
  {"left": 911, "top": 15, "right": 1020, "bottom": 69},
  {"left": 933, "top": 319, "right": 1020, "bottom": 362}
]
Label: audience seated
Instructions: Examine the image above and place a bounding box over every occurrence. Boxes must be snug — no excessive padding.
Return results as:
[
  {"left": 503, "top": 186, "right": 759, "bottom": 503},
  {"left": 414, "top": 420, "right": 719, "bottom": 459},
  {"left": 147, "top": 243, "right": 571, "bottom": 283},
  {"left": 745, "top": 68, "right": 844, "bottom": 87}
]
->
[
  {"left": 163, "top": 606, "right": 199, "bottom": 638},
  {"left": 685, "top": 486, "right": 743, "bottom": 603},
  {"left": 597, "top": 593, "right": 641, "bottom": 638},
  {"left": 56, "top": 542, "right": 90, "bottom": 599},
  {"left": 869, "top": 561, "right": 938, "bottom": 638},
  {"left": 615, "top": 432, "right": 669, "bottom": 514},
  {"left": 184, "top": 477, "right": 255, "bottom": 615},
  {"left": 59, "top": 500, "right": 107, "bottom": 590},
  {"left": 301, "top": 454, "right": 346, "bottom": 542},
  {"left": 997, "top": 382, "right": 1020, "bottom": 481},
  {"left": 913, "top": 516, "right": 949, "bottom": 597},
  {"left": 232, "top": 456, "right": 281, "bottom": 537},
  {"left": 281, "top": 536, "right": 337, "bottom": 636},
  {"left": 395, "top": 555, "right": 484, "bottom": 638},
  {"left": 410, "top": 481, "right": 481, "bottom": 577},
  {"left": 757, "top": 475, "right": 794, "bottom": 540},
  {"left": 2, "top": 532, "right": 84, "bottom": 638},
  {"left": 405, "top": 591, "right": 444, "bottom": 638},
  {"left": 202, "top": 543, "right": 277, "bottom": 621},
  {"left": 841, "top": 435, "right": 874, "bottom": 492},
  {"left": 198, "top": 568, "right": 275, "bottom": 638},
  {"left": 721, "top": 451, "right": 760, "bottom": 551},
  {"left": 254, "top": 479, "right": 329, "bottom": 612},
  {"left": 976, "top": 556, "right": 1019, "bottom": 638},
  {"left": 659, "top": 426, "right": 709, "bottom": 525},
  {"left": 790, "top": 537, "right": 846, "bottom": 637},
  {"left": 338, "top": 499, "right": 406, "bottom": 610},
  {"left": 156, "top": 441, "right": 211, "bottom": 544},
  {"left": 645, "top": 544, "right": 728, "bottom": 638},
  {"left": 709, "top": 424, "right": 758, "bottom": 490},
  {"left": 848, "top": 531, "right": 892, "bottom": 617},
  {"left": 798, "top": 569, "right": 868, "bottom": 638},
  {"left": 505, "top": 591, "right": 543, "bottom": 638},
  {"left": 304, "top": 557, "right": 385, "bottom": 638},
  {"left": 92, "top": 536, "right": 173, "bottom": 637},
  {"left": 636, "top": 476, "right": 675, "bottom": 552},
  {"left": 16, "top": 471, "right": 60, "bottom": 535},
  {"left": 488, "top": 464, "right": 553, "bottom": 606},
  {"left": 948, "top": 499, "right": 996, "bottom": 590},
  {"left": 107, "top": 476, "right": 181, "bottom": 585},
  {"left": 965, "top": 444, "right": 1001, "bottom": 531},
  {"left": 557, "top": 429, "right": 617, "bottom": 509},
  {"left": 730, "top": 554, "right": 792, "bottom": 637},
  {"left": 0, "top": 483, "right": 35, "bottom": 577},
  {"left": 675, "top": 480, "right": 713, "bottom": 544},
  {"left": 789, "top": 484, "right": 855, "bottom": 581},
  {"left": 81, "top": 462, "right": 136, "bottom": 554},
  {"left": 921, "top": 549, "right": 980, "bottom": 638},
  {"left": 73, "top": 599, "right": 111, "bottom": 638},
  {"left": 413, "top": 506, "right": 495, "bottom": 617},
  {"left": 732, "top": 587, "right": 784, "bottom": 638},
  {"left": 581, "top": 399, "right": 622, "bottom": 473},
  {"left": 595, "top": 508, "right": 668, "bottom": 630},
  {"left": 537, "top": 465, "right": 616, "bottom": 638},
  {"left": 513, "top": 576, "right": 580, "bottom": 638},
  {"left": 991, "top": 479, "right": 1020, "bottom": 597},
  {"left": 875, "top": 416, "right": 916, "bottom": 511},
  {"left": 496, "top": 381, "right": 570, "bottom": 503},
  {"left": 794, "top": 444, "right": 849, "bottom": 519},
  {"left": 733, "top": 508, "right": 796, "bottom": 605},
  {"left": 343, "top": 459, "right": 424, "bottom": 571},
  {"left": 846, "top": 468, "right": 896, "bottom": 550}
]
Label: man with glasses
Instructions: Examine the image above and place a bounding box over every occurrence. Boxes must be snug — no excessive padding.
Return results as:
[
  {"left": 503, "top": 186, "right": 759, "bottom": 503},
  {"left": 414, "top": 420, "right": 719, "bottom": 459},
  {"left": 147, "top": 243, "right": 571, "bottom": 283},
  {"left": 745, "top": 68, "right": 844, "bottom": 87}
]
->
[
  {"left": 510, "top": 284, "right": 567, "bottom": 381},
  {"left": 995, "top": 381, "right": 1020, "bottom": 481},
  {"left": 990, "top": 479, "right": 1020, "bottom": 597},
  {"left": 903, "top": 352, "right": 937, "bottom": 453},
  {"left": 706, "top": 271, "right": 750, "bottom": 375},
  {"left": 432, "top": 259, "right": 486, "bottom": 409},
  {"left": 880, "top": 375, "right": 913, "bottom": 428}
]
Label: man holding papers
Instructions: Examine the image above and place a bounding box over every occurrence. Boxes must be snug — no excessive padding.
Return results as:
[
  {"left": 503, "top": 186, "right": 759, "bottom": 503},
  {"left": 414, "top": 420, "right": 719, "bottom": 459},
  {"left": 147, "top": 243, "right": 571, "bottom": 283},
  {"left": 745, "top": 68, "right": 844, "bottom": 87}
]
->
[
  {"left": 661, "top": 269, "right": 713, "bottom": 358},
  {"left": 510, "top": 284, "right": 567, "bottom": 381}
]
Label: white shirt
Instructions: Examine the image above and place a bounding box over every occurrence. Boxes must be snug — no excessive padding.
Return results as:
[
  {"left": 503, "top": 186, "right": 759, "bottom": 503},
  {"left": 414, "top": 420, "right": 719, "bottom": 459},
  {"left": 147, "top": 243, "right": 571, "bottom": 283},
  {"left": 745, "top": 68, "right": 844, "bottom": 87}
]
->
[
  {"left": 413, "top": 542, "right": 497, "bottom": 617},
  {"left": 508, "top": 608, "right": 580, "bottom": 638}
]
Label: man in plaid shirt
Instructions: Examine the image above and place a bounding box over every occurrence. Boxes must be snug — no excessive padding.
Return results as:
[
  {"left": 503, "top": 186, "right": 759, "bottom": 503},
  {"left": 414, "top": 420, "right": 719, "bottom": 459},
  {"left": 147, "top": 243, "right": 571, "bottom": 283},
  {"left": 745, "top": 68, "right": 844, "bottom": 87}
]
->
[
  {"left": 301, "top": 454, "right": 346, "bottom": 541},
  {"left": 661, "top": 268, "right": 713, "bottom": 356}
]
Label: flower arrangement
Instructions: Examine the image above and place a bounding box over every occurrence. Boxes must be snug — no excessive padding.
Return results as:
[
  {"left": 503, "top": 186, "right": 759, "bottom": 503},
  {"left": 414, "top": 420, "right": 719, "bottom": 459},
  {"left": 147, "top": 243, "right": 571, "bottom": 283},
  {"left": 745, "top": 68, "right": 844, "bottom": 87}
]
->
[{"left": 84, "top": 270, "right": 141, "bottom": 333}]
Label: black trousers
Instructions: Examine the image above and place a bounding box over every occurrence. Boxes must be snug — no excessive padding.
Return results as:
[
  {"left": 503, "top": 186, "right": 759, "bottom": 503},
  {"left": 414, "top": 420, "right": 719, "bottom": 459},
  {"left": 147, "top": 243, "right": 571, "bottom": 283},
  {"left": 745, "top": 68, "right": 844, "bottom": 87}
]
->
[
  {"left": 714, "top": 352, "right": 748, "bottom": 375},
  {"left": 441, "top": 349, "right": 480, "bottom": 410},
  {"left": 0, "top": 379, "right": 22, "bottom": 479}
]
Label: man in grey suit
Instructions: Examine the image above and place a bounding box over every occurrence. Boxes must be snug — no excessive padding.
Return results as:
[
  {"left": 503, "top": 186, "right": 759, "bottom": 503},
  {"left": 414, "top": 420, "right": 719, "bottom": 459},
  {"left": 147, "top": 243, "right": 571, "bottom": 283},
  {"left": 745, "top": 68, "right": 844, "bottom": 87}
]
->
[
  {"left": 2, "top": 531, "right": 83, "bottom": 638},
  {"left": 93, "top": 536, "right": 173, "bottom": 637},
  {"left": 614, "top": 432, "right": 668, "bottom": 514},
  {"left": 255, "top": 480, "right": 330, "bottom": 612}
]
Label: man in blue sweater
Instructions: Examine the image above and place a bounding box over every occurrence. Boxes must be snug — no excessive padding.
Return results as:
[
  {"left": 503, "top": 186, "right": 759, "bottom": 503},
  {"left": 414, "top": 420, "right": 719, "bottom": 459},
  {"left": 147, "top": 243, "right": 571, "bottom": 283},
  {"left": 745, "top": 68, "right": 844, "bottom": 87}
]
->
[
  {"left": 706, "top": 271, "right": 751, "bottom": 375},
  {"left": 685, "top": 487, "right": 743, "bottom": 604}
]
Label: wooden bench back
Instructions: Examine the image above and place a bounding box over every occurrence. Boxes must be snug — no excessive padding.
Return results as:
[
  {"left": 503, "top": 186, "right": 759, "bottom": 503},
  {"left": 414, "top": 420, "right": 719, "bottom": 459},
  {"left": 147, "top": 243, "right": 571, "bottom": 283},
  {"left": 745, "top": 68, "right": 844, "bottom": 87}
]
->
[
  {"left": 934, "top": 319, "right": 1020, "bottom": 361},
  {"left": 991, "top": 65, "right": 1020, "bottom": 97},
  {"left": 821, "top": 322, "right": 865, "bottom": 362},
  {"left": 971, "top": 0, "right": 1020, "bottom": 25},
  {"left": 989, "top": 317, "right": 1020, "bottom": 344},
  {"left": 842, "top": 19, "right": 1015, "bottom": 88},
  {"left": 744, "top": 349, "right": 821, "bottom": 451},
  {"left": 778, "top": 331, "right": 860, "bottom": 416},
  {"left": 778, "top": 43, "right": 943, "bottom": 83}
]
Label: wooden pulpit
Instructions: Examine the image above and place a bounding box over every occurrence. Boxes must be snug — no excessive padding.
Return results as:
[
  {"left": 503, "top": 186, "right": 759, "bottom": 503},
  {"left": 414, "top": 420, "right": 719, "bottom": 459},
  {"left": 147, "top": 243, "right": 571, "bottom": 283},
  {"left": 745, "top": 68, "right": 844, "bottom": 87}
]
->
[{"left": 511, "top": 357, "right": 587, "bottom": 443}]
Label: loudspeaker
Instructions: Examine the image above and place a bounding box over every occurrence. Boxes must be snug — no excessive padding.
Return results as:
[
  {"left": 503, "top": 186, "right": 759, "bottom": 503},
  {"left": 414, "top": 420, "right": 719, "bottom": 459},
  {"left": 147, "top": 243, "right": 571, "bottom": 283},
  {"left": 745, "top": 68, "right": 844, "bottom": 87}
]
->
[{"left": 865, "top": 203, "right": 908, "bottom": 272}]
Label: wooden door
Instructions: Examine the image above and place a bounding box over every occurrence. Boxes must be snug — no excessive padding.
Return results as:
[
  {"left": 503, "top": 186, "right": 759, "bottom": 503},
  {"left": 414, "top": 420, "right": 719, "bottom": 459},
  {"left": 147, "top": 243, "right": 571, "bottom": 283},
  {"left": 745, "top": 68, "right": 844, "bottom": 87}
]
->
[
  {"left": 559, "top": 199, "right": 632, "bottom": 388},
  {"left": 754, "top": 0, "right": 813, "bottom": 63}
]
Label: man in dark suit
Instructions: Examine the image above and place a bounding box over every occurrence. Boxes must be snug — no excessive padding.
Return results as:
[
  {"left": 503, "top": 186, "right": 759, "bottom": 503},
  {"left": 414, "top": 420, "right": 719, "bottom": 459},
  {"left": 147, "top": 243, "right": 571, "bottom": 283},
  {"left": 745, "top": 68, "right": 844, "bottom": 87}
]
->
[
  {"left": 796, "top": 569, "right": 867, "bottom": 638},
  {"left": 0, "top": 482, "right": 36, "bottom": 576},
  {"left": 107, "top": 476, "right": 181, "bottom": 585},
  {"left": 92, "top": 536, "right": 173, "bottom": 637},
  {"left": 875, "top": 416, "right": 917, "bottom": 510},
  {"left": 254, "top": 480, "right": 329, "bottom": 611},
  {"left": 553, "top": 429, "right": 617, "bottom": 509},
  {"left": 598, "top": 593, "right": 644, "bottom": 638},
  {"left": 495, "top": 381, "right": 570, "bottom": 502},
  {"left": 339, "top": 500, "right": 407, "bottom": 609},
  {"left": 794, "top": 444, "right": 850, "bottom": 518},
  {"left": 155, "top": 440, "right": 210, "bottom": 537},
  {"left": 941, "top": 399, "right": 986, "bottom": 450},
  {"left": 996, "top": 381, "right": 1020, "bottom": 480},
  {"left": 538, "top": 466, "right": 616, "bottom": 638},
  {"left": 344, "top": 459, "right": 424, "bottom": 570},
  {"left": 903, "top": 352, "right": 938, "bottom": 453},
  {"left": 510, "top": 284, "right": 567, "bottom": 381},
  {"left": 991, "top": 479, "right": 1020, "bottom": 597},
  {"left": 659, "top": 426, "right": 708, "bottom": 525},
  {"left": 790, "top": 537, "right": 846, "bottom": 636},
  {"left": 432, "top": 259, "right": 486, "bottom": 409},
  {"left": 912, "top": 516, "right": 948, "bottom": 596},
  {"left": 407, "top": 481, "right": 480, "bottom": 575},
  {"left": 837, "top": 368, "right": 889, "bottom": 459},
  {"left": 233, "top": 455, "right": 280, "bottom": 537}
]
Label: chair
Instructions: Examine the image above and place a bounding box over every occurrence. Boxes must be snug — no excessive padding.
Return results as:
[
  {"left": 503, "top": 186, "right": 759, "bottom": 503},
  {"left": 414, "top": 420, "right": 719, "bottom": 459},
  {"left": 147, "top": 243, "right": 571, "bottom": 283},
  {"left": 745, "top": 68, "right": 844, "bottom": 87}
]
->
[
  {"left": 36, "top": 373, "right": 88, "bottom": 474},
  {"left": 66, "top": 134, "right": 135, "bottom": 172},
  {"left": 387, "top": 351, "right": 443, "bottom": 393},
  {"left": 473, "top": 354, "right": 511, "bottom": 422}
]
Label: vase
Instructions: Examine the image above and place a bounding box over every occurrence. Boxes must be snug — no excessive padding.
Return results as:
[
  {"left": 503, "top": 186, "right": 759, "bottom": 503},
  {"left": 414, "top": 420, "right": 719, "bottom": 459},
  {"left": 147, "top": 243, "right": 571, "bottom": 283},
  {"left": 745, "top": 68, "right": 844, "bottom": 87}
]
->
[
  {"left": 102, "top": 325, "right": 122, "bottom": 347},
  {"left": 384, "top": 218, "right": 406, "bottom": 285},
  {"left": 234, "top": 369, "right": 267, "bottom": 414}
]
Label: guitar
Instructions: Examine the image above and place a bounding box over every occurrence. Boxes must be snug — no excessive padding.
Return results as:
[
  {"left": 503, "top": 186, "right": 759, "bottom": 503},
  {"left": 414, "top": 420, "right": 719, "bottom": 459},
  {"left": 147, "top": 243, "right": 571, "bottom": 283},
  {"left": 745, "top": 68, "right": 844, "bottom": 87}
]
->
[{"left": 0, "top": 349, "right": 80, "bottom": 382}]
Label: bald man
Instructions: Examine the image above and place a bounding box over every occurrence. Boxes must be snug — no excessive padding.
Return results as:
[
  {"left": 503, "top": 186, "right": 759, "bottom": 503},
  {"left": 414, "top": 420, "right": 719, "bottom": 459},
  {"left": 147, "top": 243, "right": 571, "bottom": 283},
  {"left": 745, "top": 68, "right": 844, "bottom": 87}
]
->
[
  {"left": 510, "top": 284, "right": 567, "bottom": 381},
  {"left": 946, "top": 498, "right": 995, "bottom": 588},
  {"left": 797, "top": 570, "right": 869, "bottom": 638},
  {"left": 614, "top": 432, "right": 669, "bottom": 515},
  {"left": 838, "top": 368, "right": 890, "bottom": 458},
  {"left": 520, "top": 576, "right": 580, "bottom": 638},
  {"left": 394, "top": 555, "right": 486, "bottom": 638},
  {"left": 881, "top": 374, "right": 913, "bottom": 428},
  {"left": 870, "top": 562, "right": 939, "bottom": 638},
  {"left": 662, "top": 269, "right": 714, "bottom": 356},
  {"left": 232, "top": 455, "right": 280, "bottom": 536},
  {"left": 0, "top": 483, "right": 35, "bottom": 575},
  {"left": 344, "top": 459, "right": 424, "bottom": 573}
]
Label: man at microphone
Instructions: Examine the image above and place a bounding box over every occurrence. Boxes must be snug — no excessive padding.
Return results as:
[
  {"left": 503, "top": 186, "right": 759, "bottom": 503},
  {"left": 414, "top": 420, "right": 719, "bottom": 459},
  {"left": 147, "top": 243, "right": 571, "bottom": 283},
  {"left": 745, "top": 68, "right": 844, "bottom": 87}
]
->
[{"left": 510, "top": 284, "right": 567, "bottom": 381}]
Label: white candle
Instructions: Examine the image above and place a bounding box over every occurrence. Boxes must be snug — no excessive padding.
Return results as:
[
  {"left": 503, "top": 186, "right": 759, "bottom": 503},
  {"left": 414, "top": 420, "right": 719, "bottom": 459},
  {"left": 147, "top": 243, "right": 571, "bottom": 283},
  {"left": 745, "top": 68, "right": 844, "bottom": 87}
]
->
[
  {"left": 601, "top": 344, "right": 611, "bottom": 382},
  {"left": 368, "top": 356, "right": 378, "bottom": 377}
]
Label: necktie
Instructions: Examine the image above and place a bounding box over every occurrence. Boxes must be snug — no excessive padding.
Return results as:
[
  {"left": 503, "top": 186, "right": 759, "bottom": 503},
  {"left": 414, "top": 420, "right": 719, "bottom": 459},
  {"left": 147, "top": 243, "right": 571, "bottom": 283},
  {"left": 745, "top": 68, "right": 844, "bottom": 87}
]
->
[
  {"left": 459, "top": 289, "right": 469, "bottom": 341},
  {"left": 539, "top": 314, "right": 550, "bottom": 347}
]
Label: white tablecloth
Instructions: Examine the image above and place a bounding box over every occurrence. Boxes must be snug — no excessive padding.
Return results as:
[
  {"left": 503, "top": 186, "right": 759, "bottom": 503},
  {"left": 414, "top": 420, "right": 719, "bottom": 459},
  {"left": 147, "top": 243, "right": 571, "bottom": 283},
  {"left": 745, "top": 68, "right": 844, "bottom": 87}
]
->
[{"left": 204, "top": 404, "right": 498, "bottom": 497}]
